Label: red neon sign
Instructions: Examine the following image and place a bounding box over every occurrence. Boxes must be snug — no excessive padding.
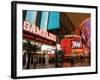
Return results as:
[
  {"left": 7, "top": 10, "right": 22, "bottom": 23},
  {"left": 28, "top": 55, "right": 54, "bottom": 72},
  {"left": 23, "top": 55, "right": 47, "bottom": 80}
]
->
[{"left": 71, "top": 40, "right": 82, "bottom": 49}]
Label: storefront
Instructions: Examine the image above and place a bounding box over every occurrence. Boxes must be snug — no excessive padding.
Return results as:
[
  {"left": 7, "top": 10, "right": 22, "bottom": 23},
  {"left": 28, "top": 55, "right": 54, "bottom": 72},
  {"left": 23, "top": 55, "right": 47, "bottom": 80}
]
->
[
  {"left": 60, "top": 35, "right": 83, "bottom": 57},
  {"left": 23, "top": 21, "right": 56, "bottom": 69}
]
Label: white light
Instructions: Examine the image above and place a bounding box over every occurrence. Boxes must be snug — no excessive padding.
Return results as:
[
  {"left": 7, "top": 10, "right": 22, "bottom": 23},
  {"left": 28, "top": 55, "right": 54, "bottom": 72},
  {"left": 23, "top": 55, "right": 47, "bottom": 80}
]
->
[
  {"left": 56, "top": 44, "right": 61, "bottom": 50},
  {"left": 41, "top": 45, "right": 56, "bottom": 51}
]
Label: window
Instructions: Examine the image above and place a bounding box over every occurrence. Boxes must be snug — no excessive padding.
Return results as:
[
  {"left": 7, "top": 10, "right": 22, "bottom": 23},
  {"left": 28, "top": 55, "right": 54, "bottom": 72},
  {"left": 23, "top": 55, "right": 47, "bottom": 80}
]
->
[
  {"left": 25, "top": 10, "right": 37, "bottom": 25},
  {"left": 48, "top": 12, "right": 60, "bottom": 30}
]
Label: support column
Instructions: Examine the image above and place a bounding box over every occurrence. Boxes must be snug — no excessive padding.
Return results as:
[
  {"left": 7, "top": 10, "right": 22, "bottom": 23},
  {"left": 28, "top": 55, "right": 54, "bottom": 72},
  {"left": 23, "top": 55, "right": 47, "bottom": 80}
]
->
[
  {"left": 41, "top": 54, "right": 42, "bottom": 64},
  {"left": 37, "top": 54, "right": 39, "bottom": 65},
  {"left": 45, "top": 51, "right": 49, "bottom": 66}
]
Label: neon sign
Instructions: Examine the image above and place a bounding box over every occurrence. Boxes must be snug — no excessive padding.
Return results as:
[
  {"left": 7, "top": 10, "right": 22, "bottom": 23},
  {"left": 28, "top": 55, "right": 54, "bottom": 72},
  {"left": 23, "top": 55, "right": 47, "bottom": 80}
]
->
[
  {"left": 23, "top": 21, "right": 56, "bottom": 41},
  {"left": 71, "top": 40, "right": 82, "bottom": 49}
]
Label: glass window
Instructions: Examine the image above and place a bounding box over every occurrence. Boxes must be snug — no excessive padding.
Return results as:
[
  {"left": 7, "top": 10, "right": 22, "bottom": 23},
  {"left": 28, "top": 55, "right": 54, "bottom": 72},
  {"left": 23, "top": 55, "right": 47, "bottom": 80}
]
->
[
  {"left": 40, "top": 11, "right": 49, "bottom": 30},
  {"left": 48, "top": 12, "right": 60, "bottom": 30},
  {"left": 25, "top": 10, "right": 37, "bottom": 25}
]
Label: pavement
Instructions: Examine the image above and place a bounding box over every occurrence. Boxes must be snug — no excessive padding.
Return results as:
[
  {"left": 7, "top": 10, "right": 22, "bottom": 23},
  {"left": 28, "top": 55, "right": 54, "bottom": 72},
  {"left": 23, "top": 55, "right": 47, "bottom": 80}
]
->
[{"left": 23, "top": 59, "right": 90, "bottom": 69}]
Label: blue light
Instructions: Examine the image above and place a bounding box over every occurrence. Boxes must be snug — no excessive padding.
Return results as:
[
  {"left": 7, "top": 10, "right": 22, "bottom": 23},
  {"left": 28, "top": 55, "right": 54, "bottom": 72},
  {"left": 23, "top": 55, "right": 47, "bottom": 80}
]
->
[
  {"left": 40, "top": 12, "right": 49, "bottom": 30},
  {"left": 48, "top": 12, "right": 60, "bottom": 30}
]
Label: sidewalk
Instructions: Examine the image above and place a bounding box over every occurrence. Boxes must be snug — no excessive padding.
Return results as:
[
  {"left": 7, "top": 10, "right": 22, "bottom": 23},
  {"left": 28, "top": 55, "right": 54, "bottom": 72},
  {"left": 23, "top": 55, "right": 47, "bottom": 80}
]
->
[{"left": 23, "top": 59, "right": 90, "bottom": 69}]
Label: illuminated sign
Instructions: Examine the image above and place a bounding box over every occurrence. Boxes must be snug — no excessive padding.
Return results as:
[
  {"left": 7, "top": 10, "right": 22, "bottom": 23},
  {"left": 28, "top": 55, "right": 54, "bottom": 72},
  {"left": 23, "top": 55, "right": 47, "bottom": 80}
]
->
[
  {"left": 23, "top": 21, "right": 56, "bottom": 41},
  {"left": 71, "top": 40, "right": 82, "bottom": 49}
]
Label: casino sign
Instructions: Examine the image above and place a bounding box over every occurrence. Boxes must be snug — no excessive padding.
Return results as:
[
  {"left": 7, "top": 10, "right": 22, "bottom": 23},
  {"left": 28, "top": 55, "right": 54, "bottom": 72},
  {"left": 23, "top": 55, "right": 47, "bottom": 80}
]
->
[{"left": 23, "top": 21, "right": 56, "bottom": 45}]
